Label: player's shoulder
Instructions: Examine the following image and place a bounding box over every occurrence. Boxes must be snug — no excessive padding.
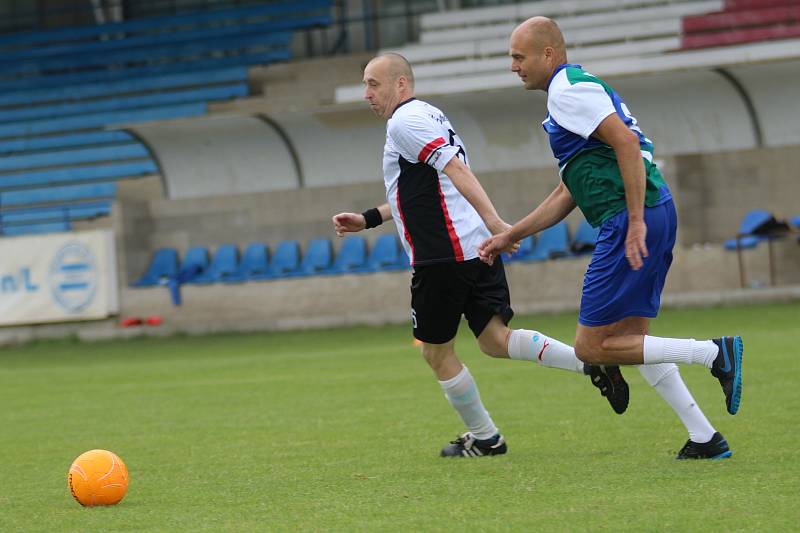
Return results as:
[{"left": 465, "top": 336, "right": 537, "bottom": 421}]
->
[
  {"left": 550, "top": 65, "right": 611, "bottom": 98},
  {"left": 388, "top": 99, "right": 445, "bottom": 132}
]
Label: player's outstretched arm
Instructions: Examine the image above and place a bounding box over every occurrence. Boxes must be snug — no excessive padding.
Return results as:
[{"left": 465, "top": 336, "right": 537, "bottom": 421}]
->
[
  {"left": 332, "top": 203, "right": 391, "bottom": 237},
  {"left": 479, "top": 182, "right": 576, "bottom": 264}
]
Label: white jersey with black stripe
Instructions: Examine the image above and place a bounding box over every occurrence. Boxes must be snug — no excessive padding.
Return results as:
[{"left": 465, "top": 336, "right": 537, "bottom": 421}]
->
[{"left": 383, "top": 98, "right": 490, "bottom": 267}]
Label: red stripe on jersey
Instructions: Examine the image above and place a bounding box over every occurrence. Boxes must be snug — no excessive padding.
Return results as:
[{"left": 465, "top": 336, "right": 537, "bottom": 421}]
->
[
  {"left": 417, "top": 137, "right": 446, "bottom": 163},
  {"left": 396, "top": 188, "right": 414, "bottom": 264},
  {"left": 436, "top": 180, "right": 464, "bottom": 262}
]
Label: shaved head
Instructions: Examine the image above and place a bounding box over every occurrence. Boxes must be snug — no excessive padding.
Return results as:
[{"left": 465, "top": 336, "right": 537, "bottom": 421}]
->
[
  {"left": 512, "top": 16, "right": 566, "bottom": 57},
  {"left": 363, "top": 53, "right": 415, "bottom": 119},
  {"left": 366, "top": 53, "right": 415, "bottom": 88},
  {"left": 509, "top": 16, "right": 568, "bottom": 91}
]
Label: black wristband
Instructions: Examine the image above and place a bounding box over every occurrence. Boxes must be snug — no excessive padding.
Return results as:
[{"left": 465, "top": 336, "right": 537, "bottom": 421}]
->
[{"left": 362, "top": 207, "right": 383, "bottom": 229}]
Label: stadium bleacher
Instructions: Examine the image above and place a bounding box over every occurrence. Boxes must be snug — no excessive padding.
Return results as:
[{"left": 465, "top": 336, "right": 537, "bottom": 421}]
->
[
  {"left": 0, "top": 0, "right": 332, "bottom": 237},
  {"left": 335, "top": 0, "right": 800, "bottom": 102},
  {"left": 682, "top": 0, "right": 800, "bottom": 49}
]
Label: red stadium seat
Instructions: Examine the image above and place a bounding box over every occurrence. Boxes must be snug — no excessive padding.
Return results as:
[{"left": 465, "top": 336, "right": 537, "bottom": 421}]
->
[{"left": 682, "top": 2, "right": 800, "bottom": 49}]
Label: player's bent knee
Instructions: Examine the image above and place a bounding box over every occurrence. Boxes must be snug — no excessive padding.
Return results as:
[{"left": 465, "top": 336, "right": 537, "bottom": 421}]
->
[
  {"left": 574, "top": 338, "right": 603, "bottom": 364},
  {"left": 421, "top": 343, "right": 453, "bottom": 370},
  {"left": 477, "top": 335, "right": 506, "bottom": 358}
]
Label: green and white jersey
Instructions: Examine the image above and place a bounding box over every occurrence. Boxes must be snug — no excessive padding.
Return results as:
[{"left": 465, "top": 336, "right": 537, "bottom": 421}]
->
[{"left": 543, "top": 64, "right": 669, "bottom": 227}]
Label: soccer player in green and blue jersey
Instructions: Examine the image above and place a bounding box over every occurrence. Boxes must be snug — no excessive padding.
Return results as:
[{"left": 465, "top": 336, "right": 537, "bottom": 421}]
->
[{"left": 479, "top": 17, "right": 744, "bottom": 459}]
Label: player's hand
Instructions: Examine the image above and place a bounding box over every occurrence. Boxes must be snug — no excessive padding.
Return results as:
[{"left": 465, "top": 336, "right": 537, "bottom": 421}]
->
[
  {"left": 332, "top": 212, "right": 366, "bottom": 237},
  {"left": 478, "top": 231, "right": 514, "bottom": 265},
  {"left": 487, "top": 221, "right": 521, "bottom": 255},
  {"left": 625, "top": 218, "right": 648, "bottom": 270}
]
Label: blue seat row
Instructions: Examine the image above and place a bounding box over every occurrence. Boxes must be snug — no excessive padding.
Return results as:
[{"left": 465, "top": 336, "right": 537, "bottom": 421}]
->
[
  {"left": 0, "top": 182, "right": 116, "bottom": 206},
  {"left": 0, "top": 131, "right": 133, "bottom": 155},
  {"left": 0, "top": 84, "right": 247, "bottom": 124},
  {"left": 0, "top": 66, "right": 247, "bottom": 108},
  {"left": 0, "top": 31, "right": 292, "bottom": 77},
  {"left": 0, "top": 50, "right": 291, "bottom": 93},
  {"left": 503, "top": 219, "right": 600, "bottom": 262},
  {"left": 0, "top": 200, "right": 111, "bottom": 236},
  {"left": 0, "top": 220, "right": 71, "bottom": 236},
  {"left": 133, "top": 234, "right": 409, "bottom": 287},
  {"left": 0, "top": 102, "right": 206, "bottom": 139},
  {"left": 1, "top": 160, "right": 157, "bottom": 190},
  {"left": 0, "top": 200, "right": 111, "bottom": 225},
  {"left": 0, "top": 0, "right": 332, "bottom": 50},
  {"left": 0, "top": 143, "right": 148, "bottom": 172}
]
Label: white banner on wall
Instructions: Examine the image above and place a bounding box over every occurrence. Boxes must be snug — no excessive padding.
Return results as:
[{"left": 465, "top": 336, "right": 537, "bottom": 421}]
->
[{"left": 0, "top": 230, "right": 119, "bottom": 326}]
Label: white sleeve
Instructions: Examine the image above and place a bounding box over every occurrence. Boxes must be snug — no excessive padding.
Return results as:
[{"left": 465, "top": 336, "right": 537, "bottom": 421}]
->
[
  {"left": 548, "top": 82, "right": 617, "bottom": 139},
  {"left": 388, "top": 113, "right": 460, "bottom": 172}
]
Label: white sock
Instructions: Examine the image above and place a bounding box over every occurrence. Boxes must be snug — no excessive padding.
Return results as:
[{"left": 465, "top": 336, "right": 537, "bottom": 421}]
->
[
  {"left": 638, "top": 364, "right": 716, "bottom": 443},
  {"left": 507, "top": 329, "right": 584, "bottom": 373},
  {"left": 642, "top": 335, "right": 718, "bottom": 368},
  {"left": 438, "top": 366, "right": 498, "bottom": 440}
]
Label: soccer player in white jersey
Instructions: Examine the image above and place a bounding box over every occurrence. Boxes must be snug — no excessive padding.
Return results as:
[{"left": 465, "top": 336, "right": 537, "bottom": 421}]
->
[
  {"left": 332, "top": 53, "right": 629, "bottom": 458},
  {"left": 479, "top": 17, "right": 744, "bottom": 459}
]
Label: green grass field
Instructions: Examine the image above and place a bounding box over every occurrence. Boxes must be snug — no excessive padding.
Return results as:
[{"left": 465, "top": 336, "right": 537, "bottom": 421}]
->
[{"left": 1, "top": 302, "right": 798, "bottom": 532}]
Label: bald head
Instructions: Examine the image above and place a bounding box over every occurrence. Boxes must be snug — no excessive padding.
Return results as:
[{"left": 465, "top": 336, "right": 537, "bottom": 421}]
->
[
  {"left": 513, "top": 16, "right": 566, "bottom": 57},
  {"left": 509, "top": 16, "right": 567, "bottom": 91},
  {"left": 363, "top": 53, "right": 415, "bottom": 119},
  {"left": 366, "top": 53, "right": 415, "bottom": 89}
]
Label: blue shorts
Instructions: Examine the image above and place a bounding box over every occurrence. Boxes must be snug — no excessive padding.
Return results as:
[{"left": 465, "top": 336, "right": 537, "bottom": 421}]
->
[{"left": 579, "top": 197, "right": 677, "bottom": 327}]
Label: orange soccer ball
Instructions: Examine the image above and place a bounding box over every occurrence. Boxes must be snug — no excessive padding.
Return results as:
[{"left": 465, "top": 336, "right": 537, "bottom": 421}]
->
[{"left": 67, "top": 449, "right": 129, "bottom": 506}]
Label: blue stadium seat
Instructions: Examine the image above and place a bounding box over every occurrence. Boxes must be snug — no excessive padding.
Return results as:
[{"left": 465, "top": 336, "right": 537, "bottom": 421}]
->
[
  {"left": 0, "top": 51, "right": 291, "bottom": 93},
  {"left": 0, "top": 143, "right": 149, "bottom": 172},
  {"left": 1, "top": 160, "right": 157, "bottom": 189},
  {"left": 331, "top": 236, "right": 368, "bottom": 273},
  {"left": 0, "top": 131, "right": 133, "bottom": 155},
  {"left": 179, "top": 246, "right": 211, "bottom": 284},
  {"left": 0, "top": 0, "right": 331, "bottom": 50},
  {"left": 205, "top": 244, "right": 240, "bottom": 283},
  {"left": 571, "top": 219, "right": 599, "bottom": 255},
  {"left": 0, "top": 32, "right": 291, "bottom": 76},
  {"left": 270, "top": 240, "right": 301, "bottom": 278},
  {"left": 1, "top": 220, "right": 70, "bottom": 236},
  {"left": 366, "top": 233, "right": 408, "bottom": 271},
  {"left": 0, "top": 102, "right": 206, "bottom": 138},
  {"left": 0, "top": 66, "right": 247, "bottom": 108},
  {"left": 236, "top": 242, "right": 271, "bottom": 281},
  {"left": 0, "top": 183, "right": 116, "bottom": 206},
  {"left": 527, "top": 221, "right": 570, "bottom": 261},
  {"left": 723, "top": 209, "right": 788, "bottom": 250},
  {"left": 133, "top": 248, "right": 179, "bottom": 287},
  {"left": 0, "top": 201, "right": 110, "bottom": 225},
  {"left": 300, "top": 238, "right": 333, "bottom": 276},
  {"left": 0, "top": 84, "right": 247, "bottom": 124},
  {"left": 503, "top": 235, "right": 534, "bottom": 262}
]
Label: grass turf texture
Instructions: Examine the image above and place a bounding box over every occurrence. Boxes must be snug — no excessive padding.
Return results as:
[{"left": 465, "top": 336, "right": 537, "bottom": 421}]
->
[{"left": 1, "top": 302, "right": 798, "bottom": 532}]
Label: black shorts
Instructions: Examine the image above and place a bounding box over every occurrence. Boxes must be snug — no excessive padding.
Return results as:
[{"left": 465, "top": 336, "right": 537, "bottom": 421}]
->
[{"left": 410, "top": 257, "right": 514, "bottom": 344}]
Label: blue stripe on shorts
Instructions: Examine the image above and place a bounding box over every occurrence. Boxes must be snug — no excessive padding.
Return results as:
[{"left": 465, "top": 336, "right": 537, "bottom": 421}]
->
[{"left": 579, "top": 196, "right": 677, "bottom": 327}]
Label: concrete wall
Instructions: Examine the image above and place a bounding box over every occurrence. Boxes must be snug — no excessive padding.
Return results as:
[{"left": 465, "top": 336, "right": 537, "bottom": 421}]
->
[
  {"left": 673, "top": 146, "right": 800, "bottom": 244},
  {"left": 2, "top": 240, "right": 798, "bottom": 345}
]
